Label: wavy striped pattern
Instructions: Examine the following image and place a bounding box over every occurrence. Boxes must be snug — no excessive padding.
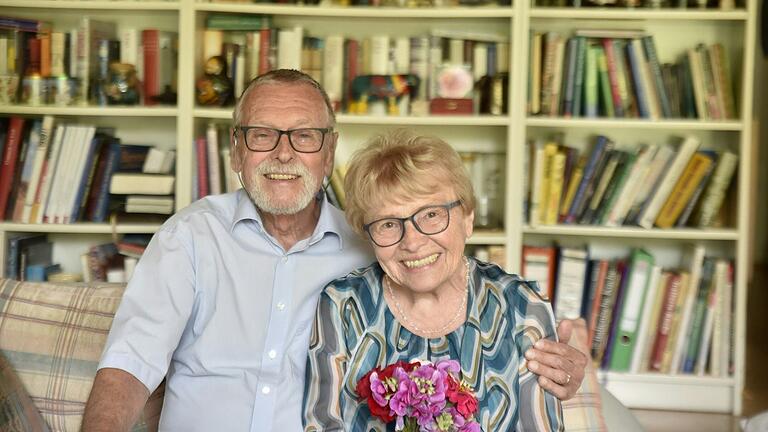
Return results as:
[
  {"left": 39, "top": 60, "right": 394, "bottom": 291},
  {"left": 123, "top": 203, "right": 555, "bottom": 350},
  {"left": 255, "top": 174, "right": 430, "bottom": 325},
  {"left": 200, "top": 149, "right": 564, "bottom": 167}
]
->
[{"left": 303, "top": 258, "right": 564, "bottom": 431}]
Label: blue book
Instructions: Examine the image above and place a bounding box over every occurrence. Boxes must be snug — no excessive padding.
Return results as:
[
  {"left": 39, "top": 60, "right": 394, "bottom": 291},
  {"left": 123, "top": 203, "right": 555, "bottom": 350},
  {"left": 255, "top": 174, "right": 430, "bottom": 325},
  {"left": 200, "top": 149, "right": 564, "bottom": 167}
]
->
[
  {"left": 641, "top": 35, "right": 672, "bottom": 118},
  {"left": 571, "top": 37, "right": 587, "bottom": 117},
  {"left": 565, "top": 135, "right": 611, "bottom": 224},
  {"left": 91, "top": 139, "right": 122, "bottom": 223},
  {"left": 625, "top": 40, "right": 650, "bottom": 119},
  {"left": 70, "top": 132, "right": 103, "bottom": 222},
  {"left": 562, "top": 37, "right": 578, "bottom": 117}
]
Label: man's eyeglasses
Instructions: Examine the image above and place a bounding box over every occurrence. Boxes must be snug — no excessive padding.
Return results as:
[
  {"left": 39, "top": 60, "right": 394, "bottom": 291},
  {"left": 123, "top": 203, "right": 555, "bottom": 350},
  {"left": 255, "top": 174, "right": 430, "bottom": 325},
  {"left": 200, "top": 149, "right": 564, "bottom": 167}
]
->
[
  {"left": 363, "top": 200, "right": 462, "bottom": 248},
  {"left": 235, "top": 126, "right": 333, "bottom": 153}
]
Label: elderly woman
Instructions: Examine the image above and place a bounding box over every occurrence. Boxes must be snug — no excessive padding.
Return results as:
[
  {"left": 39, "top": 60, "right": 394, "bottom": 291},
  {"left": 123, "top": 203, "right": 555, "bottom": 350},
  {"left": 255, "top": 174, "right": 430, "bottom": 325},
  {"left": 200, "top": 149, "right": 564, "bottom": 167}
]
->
[{"left": 303, "top": 129, "right": 567, "bottom": 431}]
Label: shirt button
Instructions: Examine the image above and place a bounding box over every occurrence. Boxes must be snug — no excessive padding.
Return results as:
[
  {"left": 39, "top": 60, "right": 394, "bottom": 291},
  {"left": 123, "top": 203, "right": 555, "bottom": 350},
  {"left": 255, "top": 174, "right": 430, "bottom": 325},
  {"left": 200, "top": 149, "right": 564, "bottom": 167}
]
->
[
  {"left": 276, "top": 302, "right": 285, "bottom": 311},
  {"left": 268, "top": 349, "right": 277, "bottom": 359},
  {"left": 281, "top": 256, "right": 288, "bottom": 263},
  {"left": 262, "top": 386, "right": 271, "bottom": 395}
]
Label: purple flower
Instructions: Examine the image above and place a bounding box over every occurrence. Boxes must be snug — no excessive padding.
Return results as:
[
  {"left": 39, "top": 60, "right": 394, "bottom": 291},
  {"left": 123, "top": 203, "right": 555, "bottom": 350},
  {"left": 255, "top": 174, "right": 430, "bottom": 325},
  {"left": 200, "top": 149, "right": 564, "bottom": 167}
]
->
[{"left": 369, "top": 372, "right": 389, "bottom": 407}]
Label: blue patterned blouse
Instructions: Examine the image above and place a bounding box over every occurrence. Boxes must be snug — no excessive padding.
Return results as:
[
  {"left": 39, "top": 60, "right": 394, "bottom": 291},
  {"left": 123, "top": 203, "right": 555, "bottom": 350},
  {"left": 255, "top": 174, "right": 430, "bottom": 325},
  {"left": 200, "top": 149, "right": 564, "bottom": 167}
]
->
[{"left": 302, "top": 257, "right": 564, "bottom": 431}]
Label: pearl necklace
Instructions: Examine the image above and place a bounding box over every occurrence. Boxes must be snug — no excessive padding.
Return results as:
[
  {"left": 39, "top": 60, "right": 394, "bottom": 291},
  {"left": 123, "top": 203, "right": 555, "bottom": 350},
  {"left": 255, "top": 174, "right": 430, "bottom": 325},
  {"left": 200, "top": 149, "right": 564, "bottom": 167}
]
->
[{"left": 385, "top": 256, "right": 470, "bottom": 337}]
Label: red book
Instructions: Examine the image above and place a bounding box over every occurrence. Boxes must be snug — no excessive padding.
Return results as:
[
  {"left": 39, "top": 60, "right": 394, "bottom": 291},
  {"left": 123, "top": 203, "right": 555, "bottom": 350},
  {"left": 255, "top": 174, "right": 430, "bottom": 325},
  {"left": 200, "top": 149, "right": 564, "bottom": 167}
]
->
[
  {"left": 429, "top": 98, "right": 474, "bottom": 115},
  {"left": 195, "top": 136, "right": 209, "bottom": 198},
  {"left": 0, "top": 117, "right": 26, "bottom": 219},
  {"left": 344, "top": 38, "right": 360, "bottom": 112},
  {"left": 649, "top": 272, "right": 682, "bottom": 371},
  {"left": 258, "top": 28, "right": 271, "bottom": 75},
  {"left": 142, "top": 29, "right": 160, "bottom": 105},
  {"left": 601, "top": 38, "right": 624, "bottom": 118}
]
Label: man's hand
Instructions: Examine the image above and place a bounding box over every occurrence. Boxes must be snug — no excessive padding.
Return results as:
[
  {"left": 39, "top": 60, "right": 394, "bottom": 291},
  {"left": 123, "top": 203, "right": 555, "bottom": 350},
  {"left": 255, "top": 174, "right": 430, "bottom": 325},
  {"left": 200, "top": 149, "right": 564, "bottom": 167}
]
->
[{"left": 525, "top": 318, "right": 589, "bottom": 401}]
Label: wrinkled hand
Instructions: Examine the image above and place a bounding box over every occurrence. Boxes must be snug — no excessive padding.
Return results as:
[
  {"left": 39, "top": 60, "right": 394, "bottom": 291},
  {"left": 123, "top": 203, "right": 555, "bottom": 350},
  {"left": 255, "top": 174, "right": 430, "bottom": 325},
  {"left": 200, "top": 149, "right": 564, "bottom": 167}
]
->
[{"left": 525, "top": 318, "right": 589, "bottom": 401}]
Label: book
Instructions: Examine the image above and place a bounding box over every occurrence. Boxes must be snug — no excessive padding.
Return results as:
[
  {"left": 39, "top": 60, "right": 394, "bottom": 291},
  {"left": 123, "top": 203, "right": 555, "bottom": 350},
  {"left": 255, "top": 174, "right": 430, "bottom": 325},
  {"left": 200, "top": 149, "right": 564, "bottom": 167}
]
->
[
  {"left": 601, "top": 261, "right": 629, "bottom": 369},
  {"left": 624, "top": 145, "right": 674, "bottom": 225},
  {"left": 11, "top": 119, "right": 42, "bottom": 222},
  {"left": 5, "top": 233, "right": 48, "bottom": 280},
  {"left": 553, "top": 246, "right": 589, "bottom": 320},
  {"left": 641, "top": 35, "right": 672, "bottom": 118},
  {"left": 580, "top": 150, "right": 623, "bottom": 225},
  {"left": 654, "top": 151, "right": 716, "bottom": 228},
  {"left": 21, "top": 115, "right": 54, "bottom": 223},
  {"left": 649, "top": 272, "right": 683, "bottom": 372},
  {"left": 696, "top": 259, "right": 728, "bottom": 375},
  {"left": 675, "top": 152, "right": 717, "bottom": 228},
  {"left": 0, "top": 116, "right": 25, "bottom": 219},
  {"left": 583, "top": 45, "right": 599, "bottom": 118},
  {"left": 521, "top": 245, "right": 557, "bottom": 301},
  {"left": 206, "top": 123, "right": 222, "bottom": 195},
  {"left": 629, "top": 265, "right": 662, "bottom": 373},
  {"left": 610, "top": 249, "right": 654, "bottom": 372},
  {"left": 85, "top": 137, "right": 122, "bottom": 223},
  {"left": 565, "top": 135, "right": 611, "bottom": 224},
  {"left": 682, "top": 258, "right": 715, "bottom": 373},
  {"left": 110, "top": 173, "right": 175, "bottom": 195},
  {"left": 142, "top": 29, "right": 177, "bottom": 106},
  {"left": 585, "top": 259, "right": 609, "bottom": 346},
  {"left": 591, "top": 261, "right": 620, "bottom": 362},
  {"left": 76, "top": 18, "right": 116, "bottom": 104},
  {"left": 695, "top": 151, "right": 738, "bottom": 227},
  {"left": 659, "top": 271, "right": 690, "bottom": 373},
  {"left": 33, "top": 124, "right": 65, "bottom": 224},
  {"left": 670, "top": 244, "right": 707, "bottom": 373},
  {"left": 638, "top": 136, "right": 700, "bottom": 229}
]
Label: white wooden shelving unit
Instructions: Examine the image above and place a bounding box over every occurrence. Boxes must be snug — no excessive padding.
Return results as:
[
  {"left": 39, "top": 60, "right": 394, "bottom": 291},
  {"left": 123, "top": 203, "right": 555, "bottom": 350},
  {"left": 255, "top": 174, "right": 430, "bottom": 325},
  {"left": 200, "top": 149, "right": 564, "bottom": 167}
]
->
[{"left": 0, "top": 0, "right": 756, "bottom": 415}]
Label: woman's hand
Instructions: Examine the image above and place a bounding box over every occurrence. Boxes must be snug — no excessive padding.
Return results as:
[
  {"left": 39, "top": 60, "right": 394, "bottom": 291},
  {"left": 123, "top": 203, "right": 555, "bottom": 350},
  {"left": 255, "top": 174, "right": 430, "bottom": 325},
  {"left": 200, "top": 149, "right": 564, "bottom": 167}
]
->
[{"left": 524, "top": 318, "right": 590, "bottom": 401}]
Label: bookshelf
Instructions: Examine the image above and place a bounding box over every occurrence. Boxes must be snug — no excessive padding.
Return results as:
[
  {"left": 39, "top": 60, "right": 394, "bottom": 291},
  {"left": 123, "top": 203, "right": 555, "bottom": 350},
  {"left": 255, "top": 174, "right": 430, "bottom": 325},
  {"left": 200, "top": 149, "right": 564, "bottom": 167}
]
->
[{"left": 0, "top": 0, "right": 757, "bottom": 415}]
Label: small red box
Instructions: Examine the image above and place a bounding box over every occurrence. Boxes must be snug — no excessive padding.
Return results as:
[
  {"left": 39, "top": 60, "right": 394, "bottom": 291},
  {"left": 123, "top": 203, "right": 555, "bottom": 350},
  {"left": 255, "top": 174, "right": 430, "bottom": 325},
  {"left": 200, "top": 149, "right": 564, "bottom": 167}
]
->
[{"left": 429, "top": 98, "right": 474, "bottom": 115}]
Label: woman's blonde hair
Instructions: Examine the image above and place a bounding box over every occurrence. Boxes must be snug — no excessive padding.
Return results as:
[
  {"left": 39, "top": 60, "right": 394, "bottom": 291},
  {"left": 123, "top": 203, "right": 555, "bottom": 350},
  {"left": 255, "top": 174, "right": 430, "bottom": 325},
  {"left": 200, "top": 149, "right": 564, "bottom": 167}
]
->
[{"left": 344, "top": 128, "right": 476, "bottom": 236}]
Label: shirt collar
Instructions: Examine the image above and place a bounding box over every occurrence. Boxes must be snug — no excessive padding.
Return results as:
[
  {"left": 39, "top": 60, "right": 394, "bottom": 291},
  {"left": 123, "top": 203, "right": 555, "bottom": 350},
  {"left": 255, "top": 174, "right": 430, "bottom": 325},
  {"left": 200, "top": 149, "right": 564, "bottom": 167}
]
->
[{"left": 230, "top": 189, "right": 344, "bottom": 251}]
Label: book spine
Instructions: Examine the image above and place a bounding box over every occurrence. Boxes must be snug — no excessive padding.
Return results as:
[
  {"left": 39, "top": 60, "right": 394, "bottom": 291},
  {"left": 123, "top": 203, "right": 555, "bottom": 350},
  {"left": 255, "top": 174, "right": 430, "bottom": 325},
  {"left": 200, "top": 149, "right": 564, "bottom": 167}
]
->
[
  {"left": 561, "top": 37, "right": 578, "bottom": 117},
  {"left": 12, "top": 119, "right": 42, "bottom": 222},
  {"left": 683, "top": 259, "right": 715, "bottom": 373},
  {"left": 630, "top": 265, "right": 662, "bottom": 373},
  {"left": 638, "top": 136, "right": 700, "bottom": 229},
  {"left": 142, "top": 29, "right": 160, "bottom": 105},
  {"left": 565, "top": 136, "right": 608, "bottom": 223},
  {"left": 626, "top": 39, "right": 650, "bottom": 119},
  {"left": 650, "top": 272, "right": 682, "bottom": 371},
  {"left": 695, "top": 151, "right": 738, "bottom": 227},
  {"left": 92, "top": 140, "right": 121, "bottom": 223},
  {"left": 583, "top": 45, "right": 599, "bottom": 118},
  {"left": 72, "top": 134, "right": 101, "bottom": 222},
  {"left": 591, "top": 261, "right": 619, "bottom": 362},
  {"left": 571, "top": 36, "right": 586, "bottom": 118},
  {"left": 675, "top": 154, "right": 716, "bottom": 227},
  {"left": 654, "top": 152, "right": 715, "bottom": 228},
  {"left": 195, "top": 136, "right": 209, "bottom": 198},
  {"left": 545, "top": 151, "right": 566, "bottom": 225},
  {"left": 601, "top": 38, "right": 624, "bottom": 118},
  {"left": 530, "top": 32, "right": 542, "bottom": 115},
  {"left": 641, "top": 35, "right": 672, "bottom": 118},
  {"left": 206, "top": 123, "right": 222, "bottom": 195},
  {"left": 0, "top": 116, "right": 25, "bottom": 219},
  {"left": 601, "top": 261, "right": 628, "bottom": 369}
]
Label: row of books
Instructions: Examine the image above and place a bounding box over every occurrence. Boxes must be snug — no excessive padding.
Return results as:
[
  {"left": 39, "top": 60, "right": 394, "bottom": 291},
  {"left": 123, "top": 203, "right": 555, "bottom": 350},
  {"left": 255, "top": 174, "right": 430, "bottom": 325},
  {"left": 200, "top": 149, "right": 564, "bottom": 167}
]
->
[
  {"left": 524, "top": 134, "right": 737, "bottom": 229},
  {"left": 0, "top": 115, "right": 176, "bottom": 224},
  {"left": 3, "top": 232, "right": 152, "bottom": 283},
  {"left": 192, "top": 123, "right": 239, "bottom": 202},
  {"left": 209, "top": 0, "right": 512, "bottom": 6},
  {"left": 521, "top": 244, "right": 734, "bottom": 377},
  {"left": 534, "top": 0, "right": 740, "bottom": 8},
  {"left": 0, "top": 15, "right": 177, "bottom": 106},
  {"left": 203, "top": 13, "right": 509, "bottom": 115},
  {"left": 528, "top": 30, "right": 736, "bottom": 121}
]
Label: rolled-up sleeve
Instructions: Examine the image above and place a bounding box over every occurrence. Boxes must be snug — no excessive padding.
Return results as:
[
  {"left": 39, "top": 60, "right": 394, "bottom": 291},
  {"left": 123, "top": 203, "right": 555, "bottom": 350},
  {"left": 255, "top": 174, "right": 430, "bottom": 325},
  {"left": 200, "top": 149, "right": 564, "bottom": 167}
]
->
[
  {"left": 302, "top": 288, "right": 348, "bottom": 432},
  {"left": 98, "top": 225, "right": 196, "bottom": 393},
  {"left": 514, "top": 281, "right": 565, "bottom": 431}
]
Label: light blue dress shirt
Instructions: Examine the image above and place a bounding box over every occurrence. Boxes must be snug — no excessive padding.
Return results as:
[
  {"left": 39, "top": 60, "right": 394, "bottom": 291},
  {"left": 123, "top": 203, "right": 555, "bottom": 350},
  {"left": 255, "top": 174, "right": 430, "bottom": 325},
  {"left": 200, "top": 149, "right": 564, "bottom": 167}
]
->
[{"left": 99, "top": 189, "right": 373, "bottom": 432}]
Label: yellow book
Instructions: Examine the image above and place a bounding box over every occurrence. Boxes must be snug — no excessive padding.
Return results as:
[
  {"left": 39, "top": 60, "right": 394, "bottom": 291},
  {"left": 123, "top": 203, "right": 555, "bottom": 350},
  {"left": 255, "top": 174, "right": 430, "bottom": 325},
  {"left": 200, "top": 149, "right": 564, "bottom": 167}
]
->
[
  {"left": 655, "top": 152, "right": 715, "bottom": 228},
  {"left": 559, "top": 155, "right": 586, "bottom": 222},
  {"left": 545, "top": 151, "right": 566, "bottom": 225},
  {"left": 538, "top": 142, "right": 558, "bottom": 225}
]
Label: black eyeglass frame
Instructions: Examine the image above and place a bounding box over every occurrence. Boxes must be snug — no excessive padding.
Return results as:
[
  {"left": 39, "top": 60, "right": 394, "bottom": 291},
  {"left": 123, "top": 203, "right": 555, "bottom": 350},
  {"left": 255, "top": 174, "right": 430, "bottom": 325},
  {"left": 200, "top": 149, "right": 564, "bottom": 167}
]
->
[
  {"left": 234, "top": 126, "right": 333, "bottom": 153},
  {"left": 362, "top": 200, "right": 463, "bottom": 248}
]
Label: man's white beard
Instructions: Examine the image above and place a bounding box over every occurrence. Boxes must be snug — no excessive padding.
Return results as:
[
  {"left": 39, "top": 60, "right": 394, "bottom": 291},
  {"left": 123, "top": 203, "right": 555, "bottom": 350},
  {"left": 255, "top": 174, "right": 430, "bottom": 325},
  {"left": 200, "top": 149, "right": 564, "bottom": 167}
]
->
[{"left": 246, "top": 160, "right": 319, "bottom": 215}]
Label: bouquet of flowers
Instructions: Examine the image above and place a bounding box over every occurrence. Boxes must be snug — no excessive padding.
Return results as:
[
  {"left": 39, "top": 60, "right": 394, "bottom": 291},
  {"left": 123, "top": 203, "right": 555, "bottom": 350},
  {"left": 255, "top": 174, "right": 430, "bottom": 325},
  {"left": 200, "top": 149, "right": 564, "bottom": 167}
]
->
[{"left": 356, "top": 359, "right": 481, "bottom": 432}]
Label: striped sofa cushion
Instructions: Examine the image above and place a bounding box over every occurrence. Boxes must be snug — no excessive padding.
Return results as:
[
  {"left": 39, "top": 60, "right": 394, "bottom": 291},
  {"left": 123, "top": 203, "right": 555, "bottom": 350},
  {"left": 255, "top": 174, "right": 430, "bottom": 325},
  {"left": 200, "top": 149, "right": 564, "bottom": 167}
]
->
[
  {"left": 0, "top": 350, "right": 49, "bottom": 432},
  {"left": 562, "top": 319, "right": 608, "bottom": 432},
  {"left": 0, "top": 278, "right": 162, "bottom": 432}
]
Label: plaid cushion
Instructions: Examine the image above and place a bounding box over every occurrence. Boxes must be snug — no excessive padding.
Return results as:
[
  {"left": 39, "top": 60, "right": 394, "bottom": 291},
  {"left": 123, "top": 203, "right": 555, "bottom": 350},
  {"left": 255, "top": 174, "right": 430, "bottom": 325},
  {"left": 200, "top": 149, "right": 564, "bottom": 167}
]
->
[
  {"left": 562, "top": 319, "right": 608, "bottom": 432},
  {"left": 0, "top": 278, "right": 162, "bottom": 432},
  {"left": 0, "top": 350, "right": 49, "bottom": 432}
]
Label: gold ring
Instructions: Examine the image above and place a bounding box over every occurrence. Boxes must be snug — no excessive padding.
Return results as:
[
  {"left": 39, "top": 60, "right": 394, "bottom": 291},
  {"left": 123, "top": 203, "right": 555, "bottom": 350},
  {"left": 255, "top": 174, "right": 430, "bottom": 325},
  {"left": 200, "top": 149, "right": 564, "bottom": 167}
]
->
[{"left": 565, "top": 373, "right": 571, "bottom": 385}]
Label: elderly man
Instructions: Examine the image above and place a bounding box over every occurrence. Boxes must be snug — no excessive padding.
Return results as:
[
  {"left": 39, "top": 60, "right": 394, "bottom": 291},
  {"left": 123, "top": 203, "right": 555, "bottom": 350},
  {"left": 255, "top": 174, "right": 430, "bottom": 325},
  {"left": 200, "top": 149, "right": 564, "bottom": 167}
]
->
[{"left": 82, "top": 69, "right": 587, "bottom": 432}]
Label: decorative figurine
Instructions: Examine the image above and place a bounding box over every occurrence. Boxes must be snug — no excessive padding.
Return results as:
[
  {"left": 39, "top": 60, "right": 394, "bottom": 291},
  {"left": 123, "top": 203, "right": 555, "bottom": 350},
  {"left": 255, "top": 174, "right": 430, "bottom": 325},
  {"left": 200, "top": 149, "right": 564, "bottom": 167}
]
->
[
  {"left": 104, "top": 63, "right": 140, "bottom": 105},
  {"left": 196, "top": 56, "right": 233, "bottom": 107}
]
